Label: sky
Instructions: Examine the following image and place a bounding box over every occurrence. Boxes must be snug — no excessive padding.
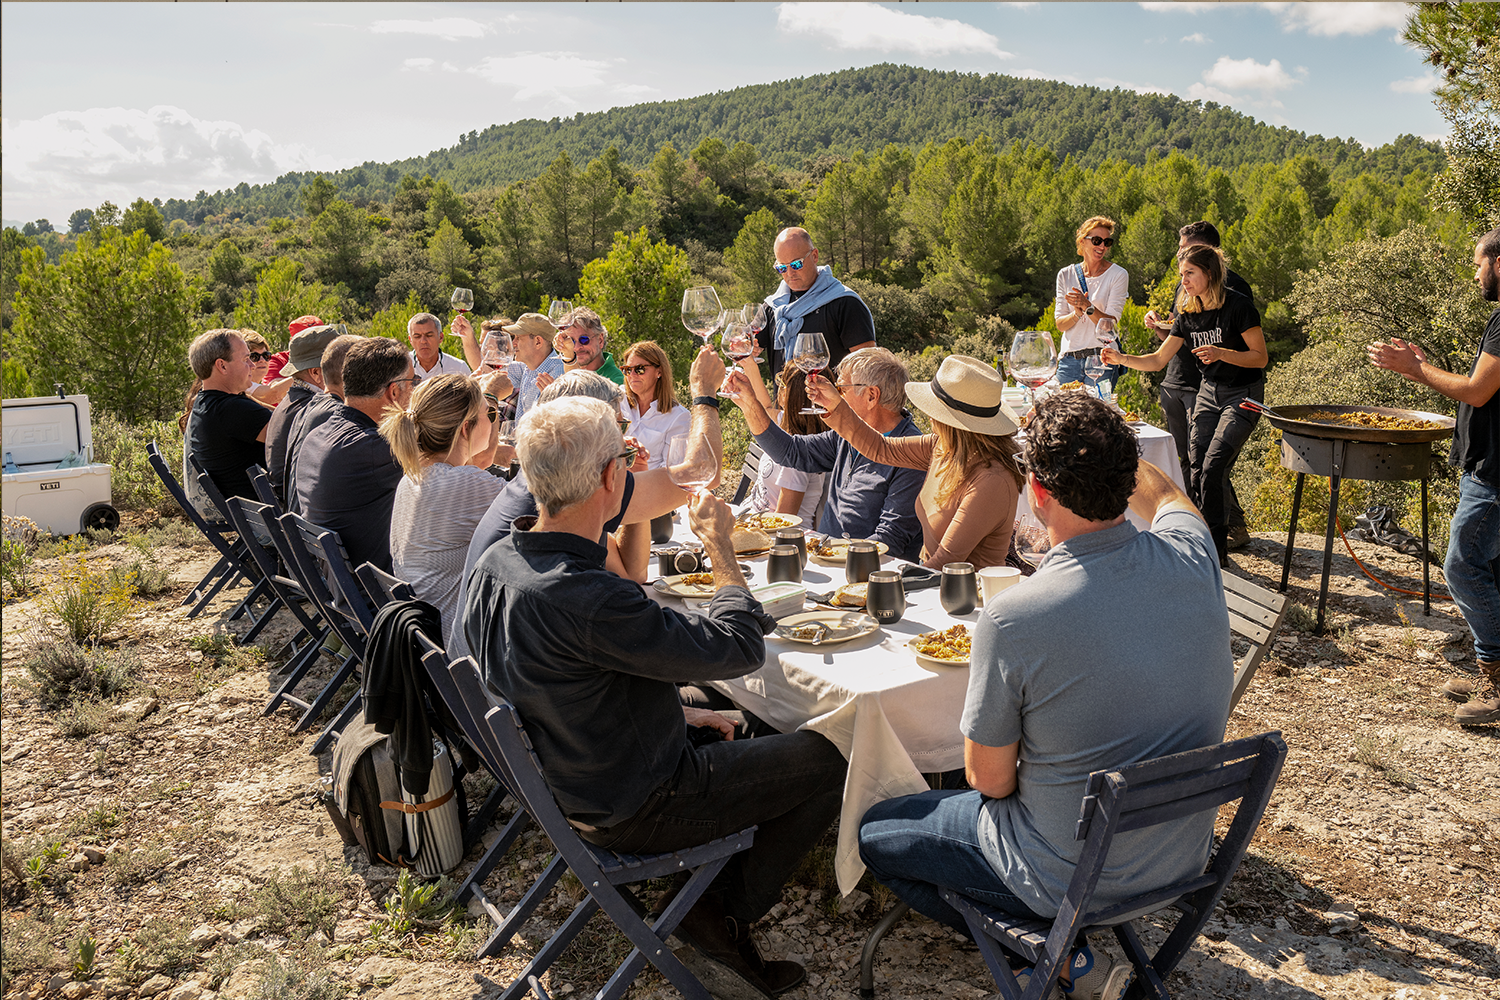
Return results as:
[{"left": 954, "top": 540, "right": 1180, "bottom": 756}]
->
[{"left": 1, "top": 1, "right": 1448, "bottom": 227}]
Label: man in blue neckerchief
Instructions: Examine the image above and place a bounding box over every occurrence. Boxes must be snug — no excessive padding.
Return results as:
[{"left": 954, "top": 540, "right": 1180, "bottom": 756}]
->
[{"left": 760, "top": 227, "right": 875, "bottom": 376}]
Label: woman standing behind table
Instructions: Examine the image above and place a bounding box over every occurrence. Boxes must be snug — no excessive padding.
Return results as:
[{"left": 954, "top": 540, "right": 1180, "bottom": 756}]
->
[
  {"left": 735, "top": 365, "right": 827, "bottom": 523},
  {"left": 1055, "top": 215, "right": 1129, "bottom": 389},
  {"left": 1102, "top": 243, "right": 1267, "bottom": 565},
  {"left": 618, "top": 341, "right": 689, "bottom": 470},
  {"left": 794, "top": 354, "right": 1024, "bottom": 570},
  {"left": 380, "top": 374, "right": 502, "bottom": 646}
]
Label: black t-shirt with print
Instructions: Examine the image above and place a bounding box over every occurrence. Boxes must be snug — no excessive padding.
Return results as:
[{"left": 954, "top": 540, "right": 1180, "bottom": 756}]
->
[
  {"left": 757, "top": 290, "right": 876, "bottom": 377},
  {"left": 1160, "top": 269, "right": 1254, "bottom": 392},
  {"left": 1165, "top": 288, "right": 1263, "bottom": 389},
  {"left": 1451, "top": 306, "right": 1500, "bottom": 486}
]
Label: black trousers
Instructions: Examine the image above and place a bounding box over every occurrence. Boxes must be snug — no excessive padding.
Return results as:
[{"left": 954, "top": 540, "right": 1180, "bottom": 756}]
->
[
  {"left": 1189, "top": 380, "right": 1263, "bottom": 560},
  {"left": 1163, "top": 384, "right": 1246, "bottom": 530}
]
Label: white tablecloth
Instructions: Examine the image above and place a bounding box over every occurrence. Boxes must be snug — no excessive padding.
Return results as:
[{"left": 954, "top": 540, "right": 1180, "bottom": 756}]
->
[{"left": 655, "top": 421, "right": 1184, "bottom": 895}]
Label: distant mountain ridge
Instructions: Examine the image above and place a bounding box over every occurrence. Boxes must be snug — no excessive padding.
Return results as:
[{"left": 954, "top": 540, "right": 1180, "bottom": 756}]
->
[{"left": 160, "top": 63, "right": 1444, "bottom": 223}]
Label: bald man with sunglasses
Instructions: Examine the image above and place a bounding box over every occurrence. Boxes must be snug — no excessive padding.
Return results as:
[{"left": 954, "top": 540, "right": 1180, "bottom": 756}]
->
[{"left": 759, "top": 227, "right": 875, "bottom": 377}]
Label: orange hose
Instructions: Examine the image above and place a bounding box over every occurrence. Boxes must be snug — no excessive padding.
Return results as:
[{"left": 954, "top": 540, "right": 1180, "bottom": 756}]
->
[{"left": 1331, "top": 515, "right": 1451, "bottom": 601}]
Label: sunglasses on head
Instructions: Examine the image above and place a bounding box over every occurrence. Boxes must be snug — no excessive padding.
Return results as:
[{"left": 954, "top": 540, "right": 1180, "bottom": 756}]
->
[
  {"left": 1086, "top": 236, "right": 1115, "bottom": 247},
  {"left": 623, "top": 364, "right": 657, "bottom": 376},
  {"left": 772, "top": 254, "right": 809, "bottom": 275},
  {"left": 247, "top": 351, "right": 273, "bottom": 363}
]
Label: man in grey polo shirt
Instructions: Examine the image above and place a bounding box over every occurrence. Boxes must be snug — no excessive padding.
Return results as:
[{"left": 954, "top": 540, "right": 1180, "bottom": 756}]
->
[{"left": 858, "top": 392, "right": 1231, "bottom": 1000}]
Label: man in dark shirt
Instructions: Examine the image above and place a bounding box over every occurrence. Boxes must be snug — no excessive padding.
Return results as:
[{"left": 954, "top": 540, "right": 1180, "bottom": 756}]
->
[
  {"left": 285, "top": 333, "right": 362, "bottom": 515},
  {"left": 758, "top": 227, "right": 875, "bottom": 376},
  {"left": 187, "top": 329, "right": 271, "bottom": 503},
  {"left": 1369, "top": 226, "right": 1500, "bottom": 725},
  {"left": 264, "top": 324, "right": 342, "bottom": 509},
  {"left": 465, "top": 395, "right": 845, "bottom": 999},
  {"left": 294, "top": 338, "right": 411, "bottom": 572},
  {"left": 1145, "top": 221, "right": 1255, "bottom": 548}
]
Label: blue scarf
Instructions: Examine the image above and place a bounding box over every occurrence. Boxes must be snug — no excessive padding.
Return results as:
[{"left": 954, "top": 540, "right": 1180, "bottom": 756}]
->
[{"left": 766, "top": 266, "right": 857, "bottom": 352}]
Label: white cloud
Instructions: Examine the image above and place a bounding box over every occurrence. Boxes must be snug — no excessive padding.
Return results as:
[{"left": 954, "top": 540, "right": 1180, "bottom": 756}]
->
[
  {"left": 468, "top": 52, "right": 614, "bottom": 104},
  {"left": 1390, "top": 71, "right": 1440, "bottom": 95},
  {"left": 1000, "top": 2, "right": 1038, "bottom": 8},
  {"left": 776, "top": 2, "right": 1011, "bottom": 58},
  {"left": 1096, "top": 77, "right": 1172, "bottom": 96},
  {"left": 370, "top": 17, "right": 487, "bottom": 41},
  {"left": 1260, "top": 2, "right": 1407, "bottom": 37},
  {"left": 1180, "top": 32, "right": 1209, "bottom": 44},
  {"left": 0, "top": 105, "right": 341, "bottom": 220},
  {"left": 1203, "top": 55, "right": 1296, "bottom": 94},
  {"left": 612, "top": 83, "right": 659, "bottom": 97},
  {"left": 402, "top": 58, "right": 435, "bottom": 72},
  {"left": 1009, "top": 68, "right": 1083, "bottom": 85},
  {"left": 1139, "top": 2, "right": 1222, "bottom": 13},
  {"left": 1186, "top": 82, "right": 1239, "bottom": 105}
]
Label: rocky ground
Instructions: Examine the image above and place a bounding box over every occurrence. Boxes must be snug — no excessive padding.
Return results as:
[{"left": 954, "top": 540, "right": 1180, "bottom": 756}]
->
[{"left": 2, "top": 522, "right": 1497, "bottom": 1000}]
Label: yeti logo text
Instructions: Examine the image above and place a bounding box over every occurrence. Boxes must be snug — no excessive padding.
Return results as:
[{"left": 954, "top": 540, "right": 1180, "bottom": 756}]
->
[{"left": 39, "top": 481, "right": 61, "bottom": 491}]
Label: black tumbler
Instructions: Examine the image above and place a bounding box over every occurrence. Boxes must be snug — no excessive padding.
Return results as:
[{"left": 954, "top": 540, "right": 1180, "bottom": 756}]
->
[
  {"left": 650, "top": 512, "right": 675, "bottom": 545},
  {"left": 845, "top": 540, "right": 880, "bottom": 584},
  {"left": 767, "top": 544, "right": 802, "bottom": 584},
  {"left": 865, "top": 570, "right": 905, "bottom": 625},
  {"left": 775, "top": 527, "right": 807, "bottom": 567},
  {"left": 940, "top": 562, "right": 979, "bottom": 616}
]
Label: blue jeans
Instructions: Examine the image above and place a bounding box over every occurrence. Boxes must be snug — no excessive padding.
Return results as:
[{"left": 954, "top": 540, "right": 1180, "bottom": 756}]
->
[
  {"left": 858, "top": 790, "right": 1043, "bottom": 936},
  {"left": 1445, "top": 474, "right": 1500, "bottom": 664}
]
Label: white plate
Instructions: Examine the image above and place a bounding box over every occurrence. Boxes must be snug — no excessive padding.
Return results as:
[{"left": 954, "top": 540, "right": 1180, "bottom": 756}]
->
[
  {"left": 907, "top": 627, "right": 972, "bottom": 668},
  {"left": 734, "top": 512, "right": 803, "bottom": 532},
  {"left": 773, "top": 611, "right": 880, "bottom": 646},
  {"left": 654, "top": 573, "right": 717, "bottom": 598},
  {"left": 808, "top": 540, "right": 889, "bottom": 566}
]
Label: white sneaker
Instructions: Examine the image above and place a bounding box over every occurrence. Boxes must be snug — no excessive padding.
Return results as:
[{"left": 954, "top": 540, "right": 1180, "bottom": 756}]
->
[{"left": 1058, "top": 944, "right": 1133, "bottom": 1000}]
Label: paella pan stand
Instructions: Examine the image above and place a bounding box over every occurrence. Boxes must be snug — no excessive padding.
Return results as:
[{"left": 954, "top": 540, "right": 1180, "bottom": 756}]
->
[{"left": 1262, "top": 405, "right": 1455, "bottom": 635}]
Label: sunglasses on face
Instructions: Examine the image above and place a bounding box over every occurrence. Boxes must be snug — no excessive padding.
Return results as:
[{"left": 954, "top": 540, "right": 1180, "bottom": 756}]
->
[
  {"left": 387, "top": 375, "right": 419, "bottom": 389},
  {"left": 485, "top": 406, "right": 498, "bottom": 422},
  {"left": 772, "top": 254, "right": 809, "bottom": 274},
  {"left": 614, "top": 445, "right": 638, "bottom": 468},
  {"left": 247, "top": 351, "right": 273, "bottom": 363},
  {"left": 1086, "top": 236, "right": 1115, "bottom": 247},
  {"left": 561, "top": 327, "right": 595, "bottom": 345},
  {"left": 623, "top": 364, "right": 657, "bottom": 376}
]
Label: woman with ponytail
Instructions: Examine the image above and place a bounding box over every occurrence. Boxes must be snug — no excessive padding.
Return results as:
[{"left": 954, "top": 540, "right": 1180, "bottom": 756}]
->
[{"left": 380, "top": 373, "right": 502, "bottom": 644}]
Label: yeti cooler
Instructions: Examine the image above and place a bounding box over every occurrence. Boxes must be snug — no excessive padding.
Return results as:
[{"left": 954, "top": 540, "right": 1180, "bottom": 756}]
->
[{"left": 2, "top": 393, "right": 119, "bottom": 535}]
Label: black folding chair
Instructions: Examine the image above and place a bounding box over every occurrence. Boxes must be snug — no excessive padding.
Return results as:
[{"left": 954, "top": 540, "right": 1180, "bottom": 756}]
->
[
  {"left": 934, "top": 732, "right": 1287, "bottom": 1000},
  {"left": 187, "top": 456, "right": 282, "bottom": 642},
  {"left": 444, "top": 654, "right": 757, "bottom": 1000},
  {"left": 250, "top": 465, "right": 282, "bottom": 510},
  {"left": 145, "top": 442, "right": 252, "bottom": 618},
  {"left": 276, "top": 512, "right": 375, "bottom": 753},
  {"left": 225, "top": 497, "right": 334, "bottom": 721}
]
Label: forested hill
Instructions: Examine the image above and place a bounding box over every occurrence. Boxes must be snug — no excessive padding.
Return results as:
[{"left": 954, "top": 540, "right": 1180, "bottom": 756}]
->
[{"left": 165, "top": 63, "right": 1441, "bottom": 223}]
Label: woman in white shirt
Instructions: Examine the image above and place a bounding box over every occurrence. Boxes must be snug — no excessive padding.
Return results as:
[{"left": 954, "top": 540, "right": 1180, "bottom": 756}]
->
[
  {"left": 738, "top": 366, "right": 826, "bottom": 523},
  {"left": 619, "top": 340, "right": 690, "bottom": 470},
  {"left": 1054, "top": 215, "right": 1129, "bottom": 389},
  {"left": 380, "top": 373, "right": 502, "bottom": 646}
]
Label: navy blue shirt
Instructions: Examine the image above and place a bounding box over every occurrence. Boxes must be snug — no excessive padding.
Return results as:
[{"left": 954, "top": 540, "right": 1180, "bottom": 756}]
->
[
  {"left": 294, "top": 403, "right": 402, "bottom": 573},
  {"left": 753, "top": 412, "right": 925, "bottom": 562},
  {"left": 264, "top": 381, "right": 320, "bottom": 508}
]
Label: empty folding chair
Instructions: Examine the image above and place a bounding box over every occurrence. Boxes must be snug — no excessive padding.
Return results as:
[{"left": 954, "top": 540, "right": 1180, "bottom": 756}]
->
[
  {"left": 145, "top": 442, "right": 252, "bottom": 617},
  {"left": 1223, "top": 573, "right": 1290, "bottom": 712},
  {"left": 445, "top": 654, "right": 759, "bottom": 1000},
  {"left": 187, "top": 456, "right": 283, "bottom": 641},
  {"left": 933, "top": 732, "right": 1287, "bottom": 1000}
]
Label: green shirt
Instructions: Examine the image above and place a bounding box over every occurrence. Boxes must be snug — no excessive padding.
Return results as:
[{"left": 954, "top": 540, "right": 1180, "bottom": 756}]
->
[{"left": 594, "top": 352, "right": 624, "bottom": 385}]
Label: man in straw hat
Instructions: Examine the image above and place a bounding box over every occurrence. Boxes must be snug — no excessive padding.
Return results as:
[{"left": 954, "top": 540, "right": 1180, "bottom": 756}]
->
[{"left": 858, "top": 392, "right": 1231, "bottom": 1000}]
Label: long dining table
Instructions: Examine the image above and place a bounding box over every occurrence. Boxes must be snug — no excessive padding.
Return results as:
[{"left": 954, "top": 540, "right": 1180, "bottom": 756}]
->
[{"left": 647, "top": 422, "right": 1189, "bottom": 897}]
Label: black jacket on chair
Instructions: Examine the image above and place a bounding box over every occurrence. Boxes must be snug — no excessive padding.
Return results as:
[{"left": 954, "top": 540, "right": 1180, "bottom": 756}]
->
[{"left": 362, "top": 599, "right": 444, "bottom": 796}]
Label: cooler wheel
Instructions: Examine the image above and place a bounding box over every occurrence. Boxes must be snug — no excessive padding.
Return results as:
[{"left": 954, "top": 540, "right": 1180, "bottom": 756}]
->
[{"left": 83, "top": 503, "right": 120, "bottom": 534}]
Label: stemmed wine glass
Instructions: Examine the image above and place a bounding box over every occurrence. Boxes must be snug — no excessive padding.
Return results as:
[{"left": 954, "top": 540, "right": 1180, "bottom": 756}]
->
[
  {"left": 681, "top": 287, "right": 723, "bottom": 347},
  {"left": 790, "top": 332, "right": 832, "bottom": 414},
  {"left": 1008, "top": 330, "right": 1059, "bottom": 407},
  {"left": 666, "top": 435, "right": 716, "bottom": 500},
  {"left": 450, "top": 287, "right": 473, "bottom": 314},
  {"left": 1085, "top": 318, "right": 1118, "bottom": 399},
  {"left": 743, "top": 302, "right": 770, "bottom": 340},
  {"left": 719, "top": 321, "right": 757, "bottom": 399},
  {"left": 547, "top": 299, "right": 573, "bottom": 326},
  {"left": 482, "top": 330, "right": 512, "bottom": 371}
]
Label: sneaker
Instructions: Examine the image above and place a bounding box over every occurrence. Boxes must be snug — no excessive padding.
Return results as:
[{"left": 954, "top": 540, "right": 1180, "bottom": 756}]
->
[
  {"left": 1444, "top": 660, "right": 1499, "bottom": 705},
  {"left": 1226, "top": 526, "right": 1252, "bottom": 550},
  {"left": 1012, "top": 964, "right": 1061, "bottom": 999},
  {"left": 1059, "top": 944, "right": 1133, "bottom": 1000}
]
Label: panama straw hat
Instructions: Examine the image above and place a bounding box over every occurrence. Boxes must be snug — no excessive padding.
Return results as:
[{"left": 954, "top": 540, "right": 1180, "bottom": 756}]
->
[{"left": 905, "top": 355, "right": 1019, "bottom": 436}]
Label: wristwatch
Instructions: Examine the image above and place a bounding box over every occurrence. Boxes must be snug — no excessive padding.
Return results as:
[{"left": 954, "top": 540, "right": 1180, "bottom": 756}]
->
[
  {"left": 692, "top": 395, "right": 721, "bottom": 409},
  {"left": 1085, "top": 306, "right": 1096, "bottom": 316}
]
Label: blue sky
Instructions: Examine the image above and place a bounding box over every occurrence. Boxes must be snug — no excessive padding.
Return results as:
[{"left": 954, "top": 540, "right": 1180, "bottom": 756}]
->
[{"left": 1, "top": 2, "right": 1445, "bottom": 225}]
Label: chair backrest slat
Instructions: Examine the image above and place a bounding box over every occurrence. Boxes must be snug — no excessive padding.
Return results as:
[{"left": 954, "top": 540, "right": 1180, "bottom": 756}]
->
[{"left": 147, "top": 443, "right": 236, "bottom": 555}]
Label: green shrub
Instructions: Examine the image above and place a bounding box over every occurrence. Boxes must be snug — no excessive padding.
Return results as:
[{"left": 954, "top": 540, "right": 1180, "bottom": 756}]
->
[
  {"left": 23, "top": 638, "right": 137, "bottom": 707},
  {"left": 91, "top": 410, "right": 185, "bottom": 516},
  {"left": 43, "top": 555, "right": 135, "bottom": 646},
  {"left": 109, "top": 917, "right": 196, "bottom": 987},
  {"left": 2, "top": 514, "right": 39, "bottom": 598},
  {"left": 254, "top": 860, "right": 350, "bottom": 941}
]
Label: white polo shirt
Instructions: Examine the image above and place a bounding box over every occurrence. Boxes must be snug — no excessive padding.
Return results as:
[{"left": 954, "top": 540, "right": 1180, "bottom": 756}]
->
[{"left": 412, "top": 351, "right": 473, "bottom": 379}]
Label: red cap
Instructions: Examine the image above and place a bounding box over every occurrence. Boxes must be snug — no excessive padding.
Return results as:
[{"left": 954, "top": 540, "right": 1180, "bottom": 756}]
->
[{"left": 288, "top": 315, "right": 324, "bottom": 338}]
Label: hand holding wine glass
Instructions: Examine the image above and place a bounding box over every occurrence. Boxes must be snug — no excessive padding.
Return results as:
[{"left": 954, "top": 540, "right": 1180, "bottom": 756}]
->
[
  {"left": 667, "top": 435, "right": 716, "bottom": 500},
  {"left": 803, "top": 371, "right": 842, "bottom": 413},
  {"left": 681, "top": 287, "right": 723, "bottom": 346},
  {"left": 790, "top": 332, "right": 831, "bottom": 414},
  {"left": 718, "top": 322, "right": 757, "bottom": 398}
]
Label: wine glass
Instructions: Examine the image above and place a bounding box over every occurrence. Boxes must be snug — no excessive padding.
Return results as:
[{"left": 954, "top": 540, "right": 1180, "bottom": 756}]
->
[
  {"left": 1087, "top": 318, "right": 1118, "bottom": 400},
  {"left": 482, "top": 331, "right": 512, "bottom": 370},
  {"left": 1008, "top": 330, "right": 1059, "bottom": 407},
  {"left": 547, "top": 299, "right": 572, "bottom": 326},
  {"left": 681, "top": 286, "right": 723, "bottom": 346},
  {"left": 743, "top": 302, "right": 770, "bottom": 337},
  {"left": 790, "top": 332, "right": 831, "bottom": 414},
  {"left": 666, "top": 435, "right": 716, "bottom": 499},
  {"left": 450, "top": 287, "right": 473, "bottom": 314},
  {"left": 719, "top": 322, "right": 757, "bottom": 398}
]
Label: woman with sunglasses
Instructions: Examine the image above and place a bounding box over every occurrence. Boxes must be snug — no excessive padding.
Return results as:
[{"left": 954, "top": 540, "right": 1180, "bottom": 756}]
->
[
  {"left": 800, "top": 355, "right": 1025, "bottom": 571},
  {"left": 1055, "top": 216, "right": 1129, "bottom": 389},
  {"left": 1102, "top": 244, "right": 1266, "bottom": 566},
  {"left": 735, "top": 366, "right": 827, "bottom": 522},
  {"left": 618, "top": 340, "right": 689, "bottom": 471},
  {"left": 380, "top": 373, "right": 503, "bottom": 646}
]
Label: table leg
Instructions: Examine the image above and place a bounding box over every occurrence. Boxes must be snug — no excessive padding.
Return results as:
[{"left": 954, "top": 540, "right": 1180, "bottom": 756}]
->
[
  {"left": 1422, "top": 476, "right": 1431, "bottom": 616},
  {"left": 859, "top": 900, "right": 911, "bottom": 999},
  {"left": 1280, "top": 472, "right": 1305, "bottom": 594},
  {"left": 1315, "top": 473, "right": 1341, "bottom": 635}
]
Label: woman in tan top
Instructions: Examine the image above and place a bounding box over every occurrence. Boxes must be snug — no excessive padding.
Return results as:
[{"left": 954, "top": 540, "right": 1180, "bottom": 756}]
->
[{"left": 804, "top": 354, "right": 1024, "bottom": 570}]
